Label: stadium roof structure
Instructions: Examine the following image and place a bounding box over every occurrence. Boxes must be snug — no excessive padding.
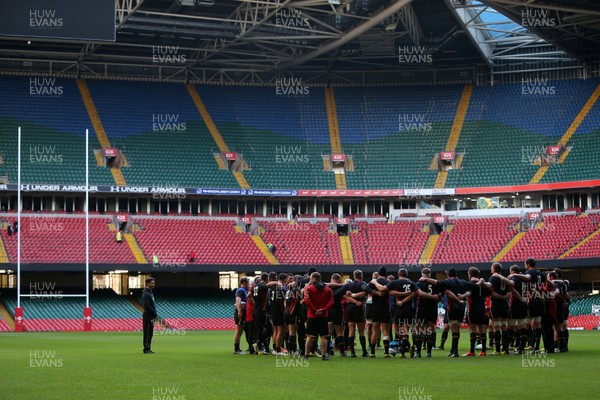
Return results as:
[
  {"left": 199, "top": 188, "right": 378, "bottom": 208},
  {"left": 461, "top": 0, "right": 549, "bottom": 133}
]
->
[{"left": 0, "top": 0, "right": 598, "bottom": 84}]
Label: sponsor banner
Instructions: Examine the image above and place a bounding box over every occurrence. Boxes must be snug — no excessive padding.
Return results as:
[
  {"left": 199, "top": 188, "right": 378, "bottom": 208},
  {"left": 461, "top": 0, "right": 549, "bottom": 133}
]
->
[
  {"left": 241, "top": 217, "right": 252, "bottom": 224},
  {"left": 336, "top": 217, "right": 349, "bottom": 225},
  {"left": 404, "top": 188, "right": 456, "bottom": 196},
  {"left": 331, "top": 154, "right": 346, "bottom": 162},
  {"left": 297, "top": 189, "right": 404, "bottom": 197},
  {"left": 224, "top": 152, "right": 237, "bottom": 161},
  {"left": 116, "top": 214, "right": 128, "bottom": 223}
]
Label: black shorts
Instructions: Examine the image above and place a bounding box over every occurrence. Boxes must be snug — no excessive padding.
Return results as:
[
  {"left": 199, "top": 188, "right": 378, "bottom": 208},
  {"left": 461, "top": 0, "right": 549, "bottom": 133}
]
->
[
  {"left": 490, "top": 301, "right": 509, "bottom": 320},
  {"left": 467, "top": 306, "right": 486, "bottom": 325},
  {"left": 416, "top": 306, "right": 438, "bottom": 325},
  {"left": 556, "top": 304, "right": 565, "bottom": 324},
  {"left": 483, "top": 315, "right": 489, "bottom": 327},
  {"left": 447, "top": 305, "right": 465, "bottom": 322},
  {"left": 234, "top": 309, "right": 246, "bottom": 325},
  {"left": 371, "top": 307, "right": 391, "bottom": 323},
  {"left": 365, "top": 304, "right": 373, "bottom": 321},
  {"left": 306, "top": 317, "right": 329, "bottom": 338},
  {"left": 443, "top": 312, "right": 449, "bottom": 324},
  {"left": 328, "top": 305, "right": 343, "bottom": 325},
  {"left": 564, "top": 304, "right": 570, "bottom": 320},
  {"left": 345, "top": 306, "right": 365, "bottom": 323},
  {"left": 394, "top": 307, "right": 415, "bottom": 326},
  {"left": 284, "top": 311, "right": 298, "bottom": 326},
  {"left": 510, "top": 302, "right": 528, "bottom": 320},
  {"left": 271, "top": 310, "right": 285, "bottom": 327},
  {"left": 528, "top": 300, "right": 544, "bottom": 318}
]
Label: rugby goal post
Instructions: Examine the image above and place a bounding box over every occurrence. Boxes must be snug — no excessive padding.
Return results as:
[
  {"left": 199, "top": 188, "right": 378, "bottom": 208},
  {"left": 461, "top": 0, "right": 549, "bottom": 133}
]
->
[{"left": 14, "top": 128, "right": 92, "bottom": 332}]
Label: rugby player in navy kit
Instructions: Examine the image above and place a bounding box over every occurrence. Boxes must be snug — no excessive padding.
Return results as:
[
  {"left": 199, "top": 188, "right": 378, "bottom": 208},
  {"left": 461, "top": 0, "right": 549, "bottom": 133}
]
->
[
  {"left": 233, "top": 277, "right": 249, "bottom": 354},
  {"left": 460, "top": 267, "right": 491, "bottom": 356},
  {"left": 552, "top": 268, "right": 570, "bottom": 352},
  {"left": 415, "top": 268, "right": 447, "bottom": 357},
  {"left": 268, "top": 273, "right": 288, "bottom": 355},
  {"left": 284, "top": 276, "right": 302, "bottom": 355},
  {"left": 336, "top": 269, "right": 370, "bottom": 357},
  {"left": 509, "top": 258, "right": 546, "bottom": 353},
  {"left": 371, "top": 268, "right": 445, "bottom": 358},
  {"left": 509, "top": 264, "right": 529, "bottom": 354},
  {"left": 326, "top": 273, "right": 346, "bottom": 356},
  {"left": 419, "top": 267, "right": 467, "bottom": 357},
  {"left": 251, "top": 272, "right": 270, "bottom": 355},
  {"left": 488, "top": 262, "right": 514, "bottom": 355},
  {"left": 366, "top": 267, "right": 392, "bottom": 357}
]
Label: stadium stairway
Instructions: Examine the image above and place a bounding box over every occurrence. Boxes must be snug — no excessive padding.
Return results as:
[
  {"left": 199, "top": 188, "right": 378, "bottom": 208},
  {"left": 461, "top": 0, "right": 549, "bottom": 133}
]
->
[
  {"left": 559, "top": 225, "right": 600, "bottom": 259},
  {"left": 124, "top": 233, "right": 148, "bottom": 264},
  {"left": 251, "top": 235, "right": 279, "bottom": 265},
  {"left": 325, "top": 87, "right": 346, "bottom": 190},
  {"left": 435, "top": 84, "right": 473, "bottom": 188},
  {"left": 0, "top": 299, "right": 15, "bottom": 330},
  {"left": 0, "top": 234, "right": 9, "bottom": 263},
  {"left": 493, "top": 231, "right": 525, "bottom": 262},
  {"left": 76, "top": 79, "right": 127, "bottom": 186},
  {"left": 186, "top": 84, "right": 250, "bottom": 189},
  {"left": 339, "top": 235, "right": 354, "bottom": 265},
  {"left": 530, "top": 82, "right": 600, "bottom": 184},
  {"left": 419, "top": 234, "right": 439, "bottom": 265}
]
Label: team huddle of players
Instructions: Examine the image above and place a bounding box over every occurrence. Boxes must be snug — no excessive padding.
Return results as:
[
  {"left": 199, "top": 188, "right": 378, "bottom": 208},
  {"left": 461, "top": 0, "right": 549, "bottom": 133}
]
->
[{"left": 232, "top": 257, "right": 570, "bottom": 360}]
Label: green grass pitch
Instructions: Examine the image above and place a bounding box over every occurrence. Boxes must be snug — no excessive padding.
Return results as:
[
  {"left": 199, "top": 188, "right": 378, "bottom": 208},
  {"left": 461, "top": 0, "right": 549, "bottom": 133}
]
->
[{"left": 1, "top": 330, "right": 599, "bottom": 400}]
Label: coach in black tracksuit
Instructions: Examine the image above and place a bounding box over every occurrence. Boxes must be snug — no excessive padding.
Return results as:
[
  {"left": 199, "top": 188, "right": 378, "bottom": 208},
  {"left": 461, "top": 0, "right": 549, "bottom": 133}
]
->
[{"left": 142, "top": 277, "right": 158, "bottom": 354}]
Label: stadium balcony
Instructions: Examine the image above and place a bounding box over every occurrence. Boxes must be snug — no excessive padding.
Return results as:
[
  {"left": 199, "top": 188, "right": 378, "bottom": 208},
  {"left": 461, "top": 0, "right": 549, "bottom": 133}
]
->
[
  {"left": 431, "top": 217, "right": 518, "bottom": 264},
  {"left": 0, "top": 215, "right": 137, "bottom": 264},
  {"left": 350, "top": 220, "right": 429, "bottom": 265},
  {"left": 1, "top": 77, "right": 600, "bottom": 190},
  {"left": 260, "top": 221, "right": 342, "bottom": 265},
  {"left": 134, "top": 218, "right": 268, "bottom": 265},
  {"left": 502, "top": 214, "right": 598, "bottom": 262},
  {"left": 335, "top": 86, "right": 463, "bottom": 189},
  {"left": 0, "top": 77, "right": 114, "bottom": 186}
]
